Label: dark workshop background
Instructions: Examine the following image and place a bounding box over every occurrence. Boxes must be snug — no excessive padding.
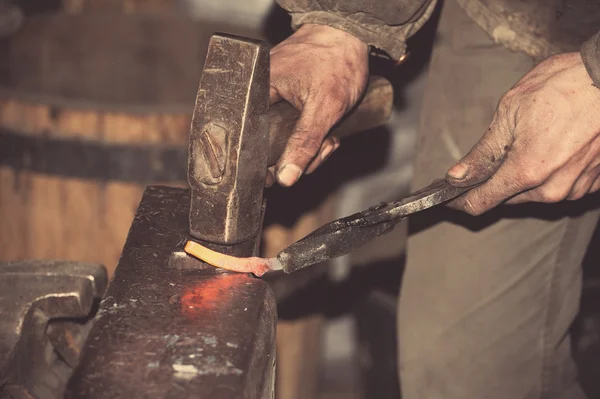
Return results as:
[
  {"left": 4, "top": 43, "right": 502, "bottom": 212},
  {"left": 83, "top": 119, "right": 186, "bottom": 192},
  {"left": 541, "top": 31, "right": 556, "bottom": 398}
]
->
[{"left": 0, "top": 1, "right": 598, "bottom": 398}]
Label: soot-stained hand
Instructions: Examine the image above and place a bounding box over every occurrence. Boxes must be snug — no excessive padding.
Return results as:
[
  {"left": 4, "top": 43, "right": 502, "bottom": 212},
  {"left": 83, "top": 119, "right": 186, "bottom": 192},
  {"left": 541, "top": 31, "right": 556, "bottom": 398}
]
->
[
  {"left": 446, "top": 52, "right": 600, "bottom": 215},
  {"left": 268, "top": 24, "right": 369, "bottom": 187}
]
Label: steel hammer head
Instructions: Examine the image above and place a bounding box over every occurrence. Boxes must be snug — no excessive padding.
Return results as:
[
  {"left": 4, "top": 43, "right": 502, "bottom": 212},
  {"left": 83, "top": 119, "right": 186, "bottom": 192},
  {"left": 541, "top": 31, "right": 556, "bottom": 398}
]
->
[{"left": 188, "top": 34, "right": 269, "bottom": 245}]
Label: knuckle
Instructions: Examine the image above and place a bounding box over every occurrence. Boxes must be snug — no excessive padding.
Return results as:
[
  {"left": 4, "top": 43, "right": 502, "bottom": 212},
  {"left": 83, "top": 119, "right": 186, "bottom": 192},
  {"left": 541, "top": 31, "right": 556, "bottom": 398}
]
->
[
  {"left": 516, "top": 169, "right": 547, "bottom": 188},
  {"left": 323, "top": 78, "right": 360, "bottom": 108},
  {"left": 497, "top": 92, "right": 516, "bottom": 114},
  {"left": 536, "top": 185, "right": 569, "bottom": 203},
  {"left": 326, "top": 81, "right": 347, "bottom": 99}
]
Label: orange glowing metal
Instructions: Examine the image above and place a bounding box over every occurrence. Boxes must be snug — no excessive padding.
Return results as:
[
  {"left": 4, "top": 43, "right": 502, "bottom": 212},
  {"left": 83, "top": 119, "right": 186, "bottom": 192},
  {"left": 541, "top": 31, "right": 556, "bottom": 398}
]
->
[
  {"left": 184, "top": 240, "right": 280, "bottom": 277},
  {"left": 180, "top": 274, "right": 248, "bottom": 316}
]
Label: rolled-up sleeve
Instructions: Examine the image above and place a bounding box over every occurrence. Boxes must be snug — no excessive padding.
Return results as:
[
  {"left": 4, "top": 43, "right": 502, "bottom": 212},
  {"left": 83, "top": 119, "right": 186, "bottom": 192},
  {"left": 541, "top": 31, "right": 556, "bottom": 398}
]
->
[
  {"left": 277, "top": 0, "right": 437, "bottom": 62},
  {"left": 582, "top": 30, "right": 600, "bottom": 88}
]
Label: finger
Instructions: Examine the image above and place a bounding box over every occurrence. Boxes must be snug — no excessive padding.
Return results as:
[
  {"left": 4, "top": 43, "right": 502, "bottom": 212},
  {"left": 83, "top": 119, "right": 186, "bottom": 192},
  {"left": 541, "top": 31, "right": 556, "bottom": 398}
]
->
[
  {"left": 505, "top": 184, "right": 571, "bottom": 205},
  {"left": 502, "top": 188, "right": 534, "bottom": 205},
  {"left": 568, "top": 162, "right": 600, "bottom": 199},
  {"left": 447, "top": 158, "right": 530, "bottom": 215},
  {"left": 508, "top": 142, "right": 600, "bottom": 203},
  {"left": 275, "top": 102, "right": 342, "bottom": 187},
  {"left": 265, "top": 166, "right": 276, "bottom": 187},
  {"left": 505, "top": 167, "right": 573, "bottom": 204},
  {"left": 567, "top": 173, "right": 595, "bottom": 201},
  {"left": 590, "top": 175, "right": 600, "bottom": 193},
  {"left": 446, "top": 116, "right": 513, "bottom": 187},
  {"left": 305, "top": 137, "right": 339, "bottom": 175}
]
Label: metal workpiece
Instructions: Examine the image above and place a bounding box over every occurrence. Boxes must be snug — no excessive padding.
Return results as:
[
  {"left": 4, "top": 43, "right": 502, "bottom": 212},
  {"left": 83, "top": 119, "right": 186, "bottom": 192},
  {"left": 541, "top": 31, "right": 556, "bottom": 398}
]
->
[
  {"left": 188, "top": 33, "right": 270, "bottom": 245},
  {"left": 0, "top": 260, "right": 107, "bottom": 399},
  {"left": 66, "top": 186, "right": 277, "bottom": 399}
]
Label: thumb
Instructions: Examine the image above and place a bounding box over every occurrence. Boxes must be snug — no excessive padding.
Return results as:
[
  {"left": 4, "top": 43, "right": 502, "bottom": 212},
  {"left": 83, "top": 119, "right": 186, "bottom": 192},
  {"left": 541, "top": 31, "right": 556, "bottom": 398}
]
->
[
  {"left": 275, "top": 102, "right": 340, "bottom": 186},
  {"left": 446, "top": 122, "right": 513, "bottom": 187}
]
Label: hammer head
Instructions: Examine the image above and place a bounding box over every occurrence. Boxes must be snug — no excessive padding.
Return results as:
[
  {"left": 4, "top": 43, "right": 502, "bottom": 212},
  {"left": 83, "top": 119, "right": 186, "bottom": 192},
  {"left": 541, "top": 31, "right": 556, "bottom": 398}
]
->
[{"left": 188, "top": 34, "right": 269, "bottom": 245}]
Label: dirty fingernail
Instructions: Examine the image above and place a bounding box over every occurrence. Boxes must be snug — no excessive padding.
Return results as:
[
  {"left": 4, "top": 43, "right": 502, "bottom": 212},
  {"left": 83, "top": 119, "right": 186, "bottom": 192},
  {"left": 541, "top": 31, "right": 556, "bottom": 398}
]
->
[
  {"left": 447, "top": 163, "right": 469, "bottom": 180},
  {"left": 277, "top": 164, "right": 302, "bottom": 187}
]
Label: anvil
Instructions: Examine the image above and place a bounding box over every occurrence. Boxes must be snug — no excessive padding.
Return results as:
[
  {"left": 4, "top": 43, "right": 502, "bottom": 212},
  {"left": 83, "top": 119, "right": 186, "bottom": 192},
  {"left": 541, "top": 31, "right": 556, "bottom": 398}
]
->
[{"left": 65, "top": 187, "right": 278, "bottom": 398}]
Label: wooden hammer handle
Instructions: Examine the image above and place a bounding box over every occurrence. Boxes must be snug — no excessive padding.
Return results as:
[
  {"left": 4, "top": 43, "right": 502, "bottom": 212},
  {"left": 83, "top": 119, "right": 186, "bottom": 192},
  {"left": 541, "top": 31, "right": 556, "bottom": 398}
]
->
[{"left": 267, "top": 76, "right": 394, "bottom": 166}]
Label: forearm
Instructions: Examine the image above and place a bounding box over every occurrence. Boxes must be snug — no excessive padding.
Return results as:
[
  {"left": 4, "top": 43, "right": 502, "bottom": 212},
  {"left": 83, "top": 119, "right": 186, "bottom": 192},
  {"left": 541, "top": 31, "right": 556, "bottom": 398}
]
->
[
  {"left": 276, "top": 0, "right": 437, "bottom": 62},
  {"left": 581, "top": 30, "right": 600, "bottom": 88}
]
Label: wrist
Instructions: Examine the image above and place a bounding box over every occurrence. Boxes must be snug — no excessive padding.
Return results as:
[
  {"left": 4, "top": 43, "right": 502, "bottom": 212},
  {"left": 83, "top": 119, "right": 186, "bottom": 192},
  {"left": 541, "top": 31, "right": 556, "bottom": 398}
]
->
[{"left": 295, "top": 24, "right": 369, "bottom": 55}]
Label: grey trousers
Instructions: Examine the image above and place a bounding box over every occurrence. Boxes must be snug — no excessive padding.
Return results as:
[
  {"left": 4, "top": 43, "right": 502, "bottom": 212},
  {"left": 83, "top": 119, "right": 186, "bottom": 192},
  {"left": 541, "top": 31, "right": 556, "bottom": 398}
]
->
[{"left": 398, "top": 1, "right": 600, "bottom": 398}]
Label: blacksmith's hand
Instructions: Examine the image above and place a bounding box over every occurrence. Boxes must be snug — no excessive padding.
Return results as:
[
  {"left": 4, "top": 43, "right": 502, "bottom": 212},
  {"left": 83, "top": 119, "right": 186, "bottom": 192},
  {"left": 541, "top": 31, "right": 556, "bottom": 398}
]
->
[
  {"left": 446, "top": 52, "right": 600, "bottom": 215},
  {"left": 267, "top": 24, "right": 369, "bottom": 187}
]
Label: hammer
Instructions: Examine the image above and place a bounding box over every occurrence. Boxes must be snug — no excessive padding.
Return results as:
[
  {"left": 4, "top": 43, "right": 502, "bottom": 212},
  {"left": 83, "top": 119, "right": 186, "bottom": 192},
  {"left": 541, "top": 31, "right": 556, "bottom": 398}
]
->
[{"left": 187, "top": 34, "right": 393, "bottom": 258}]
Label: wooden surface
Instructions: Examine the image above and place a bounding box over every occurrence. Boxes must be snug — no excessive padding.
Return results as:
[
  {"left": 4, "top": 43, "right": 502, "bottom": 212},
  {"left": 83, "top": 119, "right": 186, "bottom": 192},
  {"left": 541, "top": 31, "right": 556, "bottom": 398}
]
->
[{"left": 0, "top": 98, "right": 189, "bottom": 277}]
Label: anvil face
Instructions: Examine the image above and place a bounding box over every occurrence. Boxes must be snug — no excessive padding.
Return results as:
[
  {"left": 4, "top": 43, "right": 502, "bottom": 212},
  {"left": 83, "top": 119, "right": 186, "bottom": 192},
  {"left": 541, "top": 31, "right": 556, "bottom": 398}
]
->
[{"left": 66, "top": 186, "right": 276, "bottom": 398}]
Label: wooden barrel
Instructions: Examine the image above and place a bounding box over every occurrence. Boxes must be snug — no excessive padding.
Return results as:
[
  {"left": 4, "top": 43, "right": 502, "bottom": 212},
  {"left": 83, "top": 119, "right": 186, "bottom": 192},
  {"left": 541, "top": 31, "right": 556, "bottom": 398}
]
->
[
  {"left": 0, "top": 11, "right": 254, "bottom": 276},
  {"left": 0, "top": 100, "right": 190, "bottom": 276}
]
